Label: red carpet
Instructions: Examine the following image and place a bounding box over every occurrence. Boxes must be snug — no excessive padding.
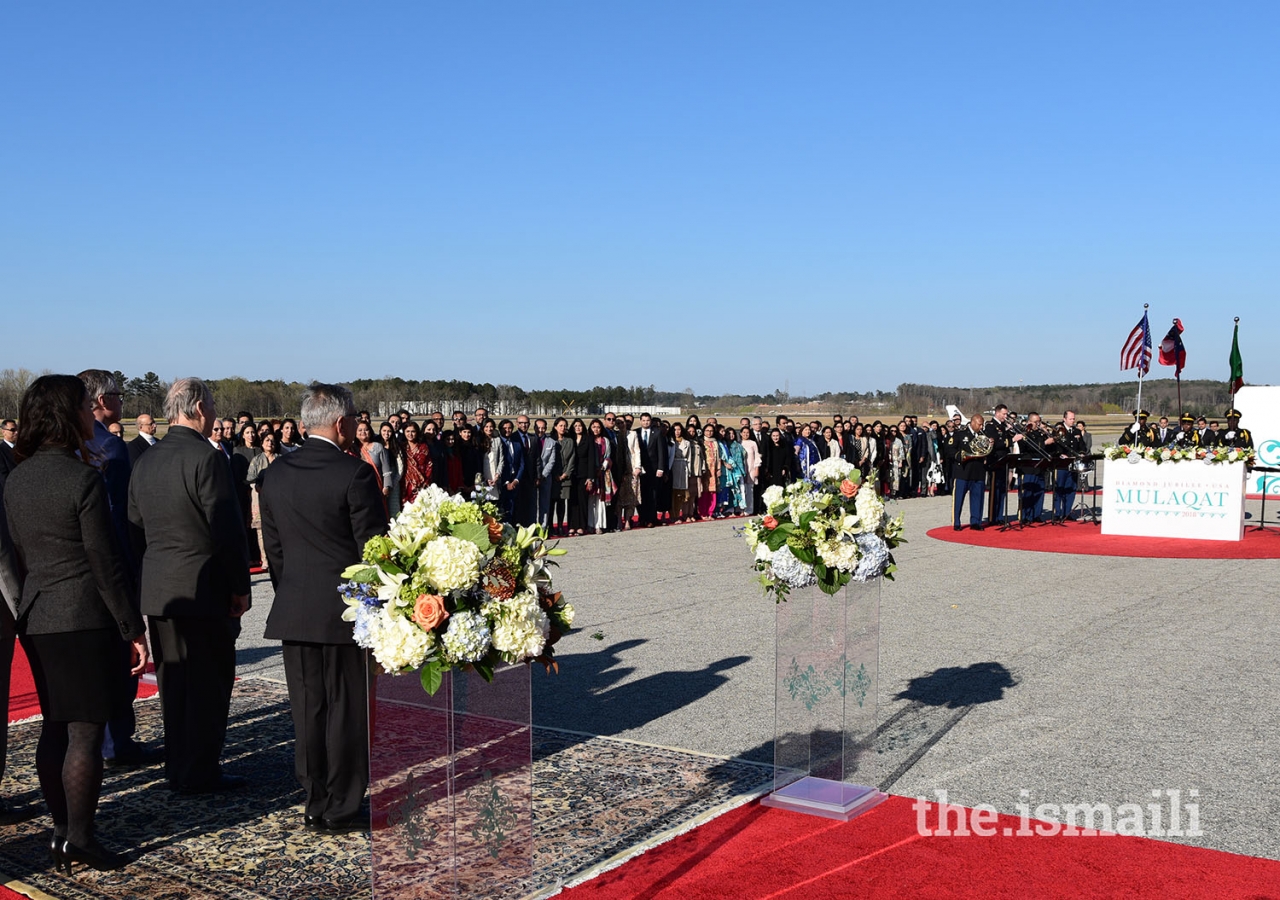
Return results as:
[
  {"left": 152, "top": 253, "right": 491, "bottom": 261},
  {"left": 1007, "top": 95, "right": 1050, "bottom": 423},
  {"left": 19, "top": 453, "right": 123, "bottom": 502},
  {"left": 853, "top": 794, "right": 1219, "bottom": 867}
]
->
[
  {"left": 8, "top": 639, "right": 158, "bottom": 722},
  {"left": 559, "top": 796, "right": 1280, "bottom": 900},
  {"left": 927, "top": 520, "right": 1280, "bottom": 559}
]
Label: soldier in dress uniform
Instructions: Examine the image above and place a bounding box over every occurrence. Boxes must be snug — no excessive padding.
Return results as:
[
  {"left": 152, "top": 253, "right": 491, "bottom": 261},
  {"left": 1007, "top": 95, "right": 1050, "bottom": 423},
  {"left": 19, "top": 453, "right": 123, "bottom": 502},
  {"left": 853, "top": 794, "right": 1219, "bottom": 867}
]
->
[
  {"left": 1117, "top": 410, "right": 1156, "bottom": 447},
  {"left": 1212, "top": 408, "right": 1254, "bottom": 449},
  {"left": 1170, "top": 413, "right": 1200, "bottom": 447}
]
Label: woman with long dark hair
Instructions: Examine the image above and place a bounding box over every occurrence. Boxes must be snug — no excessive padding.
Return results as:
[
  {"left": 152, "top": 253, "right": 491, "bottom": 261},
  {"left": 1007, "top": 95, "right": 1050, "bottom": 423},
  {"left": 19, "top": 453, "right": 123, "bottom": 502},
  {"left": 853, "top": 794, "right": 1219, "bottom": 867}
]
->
[
  {"left": 667, "top": 422, "right": 693, "bottom": 522},
  {"left": 585, "top": 418, "right": 613, "bottom": 534},
  {"left": 378, "top": 422, "right": 404, "bottom": 516},
  {"left": 279, "top": 418, "right": 303, "bottom": 452},
  {"left": 567, "top": 419, "right": 591, "bottom": 536},
  {"left": 355, "top": 421, "right": 393, "bottom": 513},
  {"left": 698, "top": 423, "right": 721, "bottom": 519},
  {"left": 401, "top": 422, "right": 433, "bottom": 506},
  {"left": 231, "top": 424, "right": 261, "bottom": 567},
  {"left": 3, "top": 375, "right": 148, "bottom": 871},
  {"left": 551, "top": 418, "right": 575, "bottom": 535}
]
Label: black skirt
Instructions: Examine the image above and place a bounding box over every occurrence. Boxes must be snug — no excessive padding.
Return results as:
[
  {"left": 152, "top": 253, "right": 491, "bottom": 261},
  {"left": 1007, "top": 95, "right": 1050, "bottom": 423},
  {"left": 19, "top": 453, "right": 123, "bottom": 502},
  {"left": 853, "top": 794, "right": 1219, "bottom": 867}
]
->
[{"left": 24, "top": 628, "right": 132, "bottom": 723}]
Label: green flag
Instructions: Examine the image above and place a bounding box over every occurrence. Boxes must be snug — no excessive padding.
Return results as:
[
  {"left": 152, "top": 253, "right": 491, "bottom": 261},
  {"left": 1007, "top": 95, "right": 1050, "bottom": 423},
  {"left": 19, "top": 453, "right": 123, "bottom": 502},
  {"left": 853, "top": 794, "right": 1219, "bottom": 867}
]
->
[{"left": 1229, "top": 321, "right": 1244, "bottom": 393}]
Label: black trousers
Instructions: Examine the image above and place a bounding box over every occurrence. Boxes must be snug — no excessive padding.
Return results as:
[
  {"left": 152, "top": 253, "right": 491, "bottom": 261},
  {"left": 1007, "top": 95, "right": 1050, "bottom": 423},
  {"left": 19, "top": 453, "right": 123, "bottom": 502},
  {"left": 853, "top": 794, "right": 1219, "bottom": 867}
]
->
[
  {"left": 638, "top": 473, "right": 658, "bottom": 524},
  {"left": 281, "top": 642, "right": 369, "bottom": 821},
  {"left": 149, "top": 615, "right": 239, "bottom": 790}
]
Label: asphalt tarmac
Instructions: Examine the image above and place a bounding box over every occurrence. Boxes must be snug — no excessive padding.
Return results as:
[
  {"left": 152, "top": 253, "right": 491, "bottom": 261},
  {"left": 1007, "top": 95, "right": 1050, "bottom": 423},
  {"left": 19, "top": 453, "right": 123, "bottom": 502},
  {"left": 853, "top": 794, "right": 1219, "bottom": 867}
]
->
[{"left": 238, "top": 482, "right": 1280, "bottom": 861}]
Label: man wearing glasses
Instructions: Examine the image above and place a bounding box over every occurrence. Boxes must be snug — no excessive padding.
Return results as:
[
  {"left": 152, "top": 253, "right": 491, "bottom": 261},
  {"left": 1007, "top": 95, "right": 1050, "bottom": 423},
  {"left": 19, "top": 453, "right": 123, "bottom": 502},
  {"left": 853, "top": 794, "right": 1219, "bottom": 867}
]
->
[{"left": 0, "top": 421, "right": 16, "bottom": 477}]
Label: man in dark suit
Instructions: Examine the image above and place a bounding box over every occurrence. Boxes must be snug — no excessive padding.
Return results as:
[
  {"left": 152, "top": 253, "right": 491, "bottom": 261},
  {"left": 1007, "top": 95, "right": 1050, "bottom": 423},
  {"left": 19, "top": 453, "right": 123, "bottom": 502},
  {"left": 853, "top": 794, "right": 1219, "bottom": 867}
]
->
[
  {"left": 497, "top": 419, "right": 526, "bottom": 523},
  {"left": 0, "top": 470, "right": 35, "bottom": 824},
  {"left": 515, "top": 414, "right": 539, "bottom": 526},
  {"left": 0, "top": 421, "right": 16, "bottom": 478},
  {"left": 127, "top": 377, "right": 251, "bottom": 794},
  {"left": 261, "top": 383, "right": 387, "bottom": 833},
  {"left": 633, "top": 413, "right": 665, "bottom": 527},
  {"left": 127, "top": 413, "right": 158, "bottom": 465}
]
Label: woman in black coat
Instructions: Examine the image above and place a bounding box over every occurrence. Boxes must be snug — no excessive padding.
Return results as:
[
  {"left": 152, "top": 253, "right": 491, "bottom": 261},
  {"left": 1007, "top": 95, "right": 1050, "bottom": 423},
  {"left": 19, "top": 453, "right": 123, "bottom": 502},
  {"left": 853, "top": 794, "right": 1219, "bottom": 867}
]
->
[
  {"left": 567, "top": 419, "right": 593, "bottom": 536},
  {"left": 3, "top": 375, "right": 147, "bottom": 872},
  {"left": 763, "top": 428, "right": 794, "bottom": 488}
]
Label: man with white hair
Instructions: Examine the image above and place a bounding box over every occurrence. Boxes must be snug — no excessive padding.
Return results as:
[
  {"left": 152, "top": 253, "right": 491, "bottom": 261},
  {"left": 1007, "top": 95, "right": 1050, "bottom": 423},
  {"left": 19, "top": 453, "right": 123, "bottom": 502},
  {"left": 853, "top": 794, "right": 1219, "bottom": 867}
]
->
[
  {"left": 261, "top": 383, "right": 387, "bottom": 832},
  {"left": 128, "top": 377, "right": 251, "bottom": 794}
]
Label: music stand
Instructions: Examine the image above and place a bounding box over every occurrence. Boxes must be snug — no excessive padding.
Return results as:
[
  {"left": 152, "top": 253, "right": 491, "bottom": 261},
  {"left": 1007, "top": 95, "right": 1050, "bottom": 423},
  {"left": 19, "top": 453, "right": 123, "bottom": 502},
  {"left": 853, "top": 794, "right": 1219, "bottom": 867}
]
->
[
  {"left": 1073, "top": 453, "right": 1104, "bottom": 525},
  {"left": 1247, "top": 466, "right": 1280, "bottom": 533}
]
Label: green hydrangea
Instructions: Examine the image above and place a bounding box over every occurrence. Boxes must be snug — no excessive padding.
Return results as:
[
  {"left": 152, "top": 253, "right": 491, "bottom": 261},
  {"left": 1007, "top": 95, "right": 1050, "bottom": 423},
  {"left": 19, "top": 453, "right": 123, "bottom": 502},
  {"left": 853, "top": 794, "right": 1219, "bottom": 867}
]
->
[
  {"left": 439, "top": 500, "right": 483, "bottom": 525},
  {"left": 501, "top": 544, "right": 523, "bottom": 571},
  {"left": 362, "top": 535, "right": 397, "bottom": 566}
]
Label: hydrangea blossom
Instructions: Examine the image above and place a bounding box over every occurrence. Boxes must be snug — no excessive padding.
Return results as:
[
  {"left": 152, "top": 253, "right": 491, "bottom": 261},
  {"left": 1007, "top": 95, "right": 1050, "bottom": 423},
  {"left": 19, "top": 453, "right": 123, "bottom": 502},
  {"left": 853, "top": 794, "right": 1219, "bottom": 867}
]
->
[
  {"left": 441, "top": 610, "right": 492, "bottom": 663},
  {"left": 421, "top": 535, "right": 484, "bottom": 594},
  {"left": 810, "top": 457, "right": 855, "bottom": 485},
  {"left": 770, "top": 544, "right": 818, "bottom": 589},
  {"left": 366, "top": 607, "right": 436, "bottom": 672},
  {"left": 851, "top": 533, "right": 890, "bottom": 582}
]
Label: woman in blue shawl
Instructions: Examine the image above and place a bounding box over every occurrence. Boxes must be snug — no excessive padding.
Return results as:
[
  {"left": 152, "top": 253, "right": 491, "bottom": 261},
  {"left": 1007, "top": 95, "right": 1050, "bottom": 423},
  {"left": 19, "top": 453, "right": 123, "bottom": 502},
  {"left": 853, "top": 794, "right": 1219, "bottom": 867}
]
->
[
  {"left": 793, "top": 423, "right": 821, "bottom": 480},
  {"left": 719, "top": 428, "right": 747, "bottom": 515}
]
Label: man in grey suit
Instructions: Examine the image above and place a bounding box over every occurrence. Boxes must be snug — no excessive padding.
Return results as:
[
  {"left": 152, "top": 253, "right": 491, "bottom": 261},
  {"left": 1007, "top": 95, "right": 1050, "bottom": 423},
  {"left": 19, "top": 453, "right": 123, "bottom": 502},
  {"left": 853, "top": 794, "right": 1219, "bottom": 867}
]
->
[{"left": 128, "top": 377, "right": 251, "bottom": 794}]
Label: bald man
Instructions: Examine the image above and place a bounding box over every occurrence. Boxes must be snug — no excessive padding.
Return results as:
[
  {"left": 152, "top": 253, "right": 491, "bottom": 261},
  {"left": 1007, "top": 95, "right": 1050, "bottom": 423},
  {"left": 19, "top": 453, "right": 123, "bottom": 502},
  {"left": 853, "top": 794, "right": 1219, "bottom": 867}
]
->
[{"left": 128, "top": 414, "right": 159, "bottom": 465}]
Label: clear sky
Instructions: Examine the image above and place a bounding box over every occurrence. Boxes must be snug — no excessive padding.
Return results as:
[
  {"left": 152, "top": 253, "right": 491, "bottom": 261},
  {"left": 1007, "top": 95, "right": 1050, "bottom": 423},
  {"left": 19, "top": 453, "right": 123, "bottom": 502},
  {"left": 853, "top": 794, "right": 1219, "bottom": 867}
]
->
[{"left": 2, "top": 2, "right": 1276, "bottom": 396}]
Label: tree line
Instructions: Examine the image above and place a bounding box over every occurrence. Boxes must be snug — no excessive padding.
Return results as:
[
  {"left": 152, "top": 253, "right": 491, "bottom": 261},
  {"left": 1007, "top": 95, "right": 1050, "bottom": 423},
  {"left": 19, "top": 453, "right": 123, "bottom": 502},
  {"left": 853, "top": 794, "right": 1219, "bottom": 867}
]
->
[{"left": 0, "top": 369, "right": 1247, "bottom": 421}]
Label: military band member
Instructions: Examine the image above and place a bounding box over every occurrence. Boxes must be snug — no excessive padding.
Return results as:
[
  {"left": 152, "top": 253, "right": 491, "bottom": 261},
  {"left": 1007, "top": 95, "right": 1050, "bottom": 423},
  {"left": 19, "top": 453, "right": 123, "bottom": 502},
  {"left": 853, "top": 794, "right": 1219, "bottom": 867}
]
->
[
  {"left": 1117, "top": 410, "right": 1156, "bottom": 448},
  {"left": 1212, "top": 408, "right": 1253, "bottom": 450},
  {"left": 985, "top": 405, "right": 1022, "bottom": 525},
  {"left": 1052, "top": 410, "right": 1085, "bottom": 522},
  {"left": 949, "top": 414, "right": 989, "bottom": 531},
  {"left": 1170, "top": 413, "right": 1200, "bottom": 447},
  {"left": 1016, "top": 412, "right": 1056, "bottom": 524}
]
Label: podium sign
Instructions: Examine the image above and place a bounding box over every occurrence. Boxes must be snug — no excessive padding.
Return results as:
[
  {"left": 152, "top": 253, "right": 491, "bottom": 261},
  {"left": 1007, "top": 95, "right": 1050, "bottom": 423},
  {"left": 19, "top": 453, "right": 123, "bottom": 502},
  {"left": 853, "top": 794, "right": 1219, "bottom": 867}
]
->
[{"left": 1102, "top": 458, "right": 1246, "bottom": 541}]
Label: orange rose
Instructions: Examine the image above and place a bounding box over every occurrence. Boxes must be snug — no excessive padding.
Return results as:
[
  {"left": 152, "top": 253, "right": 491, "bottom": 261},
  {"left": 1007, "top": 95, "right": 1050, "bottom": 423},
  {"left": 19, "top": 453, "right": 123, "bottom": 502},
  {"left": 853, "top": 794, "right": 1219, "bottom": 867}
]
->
[
  {"left": 412, "top": 594, "right": 449, "bottom": 631},
  {"left": 762, "top": 515, "right": 778, "bottom": 530},
  {"left": 840, "top": 479, "right": 859, "bottom": 498}
]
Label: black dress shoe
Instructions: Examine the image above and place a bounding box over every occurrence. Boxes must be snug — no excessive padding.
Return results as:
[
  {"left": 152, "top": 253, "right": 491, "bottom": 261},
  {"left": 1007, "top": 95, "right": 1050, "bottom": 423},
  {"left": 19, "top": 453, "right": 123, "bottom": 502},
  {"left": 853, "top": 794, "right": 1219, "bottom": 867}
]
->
[
  {"left": 105, "top": 747, "right": 165, "bottom": 769},
  {"left": 176, "top": 774, "right": 249, "bottom": 795},
  {"left": 953, "top": 525, "right": 963, "bottom": 531},
  {"left": 302, "top": 814, "right": 324, "bottom": 830},
  {"left": 971, "top": 524, "right": 984, "bottom": 532},
  {"left": 0, "top": 797, "right": 39, "bottom": 826},
  {"left": 319, "top": 814, "right": 371, "bottom": 834}
]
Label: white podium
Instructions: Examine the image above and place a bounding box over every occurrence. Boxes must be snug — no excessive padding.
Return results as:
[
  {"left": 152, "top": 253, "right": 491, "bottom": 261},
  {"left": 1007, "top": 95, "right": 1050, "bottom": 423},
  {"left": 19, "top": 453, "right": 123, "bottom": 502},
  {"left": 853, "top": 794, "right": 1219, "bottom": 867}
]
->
[{"left": 1102, "top": 458, "right": 1246, "bottom": 542}]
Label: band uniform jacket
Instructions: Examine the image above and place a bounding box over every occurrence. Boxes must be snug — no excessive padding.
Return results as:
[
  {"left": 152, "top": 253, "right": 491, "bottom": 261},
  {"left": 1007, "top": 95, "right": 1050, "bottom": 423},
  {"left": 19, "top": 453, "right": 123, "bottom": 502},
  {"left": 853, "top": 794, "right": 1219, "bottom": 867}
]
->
[
  {"left": 1117, "top": 424, "right": 1156, "bottom": 448},
  {"left": 950, "top": 427, "right": 990, "bottom": 483},
  {"left": 1211, "top": 427, "right": 1254, "bottom": 450},
  {"left": 1054, "top": 424, "right": 1087, "bottom": 458},
  {"left": 127, "top": 424, "right": 252, "bottom": 618},
  {"left": 4, "top": 449, "right": 143, "bottom": 640},
  {"left": 1014, "top": 427, "right": 1055, "bottom": 474},
  {"left": 1170, "top": 428, "right": 1201, "bottom": 448},
  {"left": 261, "top": 438, "right": 388, "bottom": 645}
]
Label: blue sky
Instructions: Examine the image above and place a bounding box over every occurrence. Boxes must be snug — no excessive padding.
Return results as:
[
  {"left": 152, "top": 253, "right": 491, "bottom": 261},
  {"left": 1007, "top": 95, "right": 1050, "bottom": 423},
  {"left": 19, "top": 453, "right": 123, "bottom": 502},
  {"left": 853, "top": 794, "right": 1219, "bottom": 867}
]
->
[{"left": 2, "top": 2, "right": 1276, "bottom": 395}]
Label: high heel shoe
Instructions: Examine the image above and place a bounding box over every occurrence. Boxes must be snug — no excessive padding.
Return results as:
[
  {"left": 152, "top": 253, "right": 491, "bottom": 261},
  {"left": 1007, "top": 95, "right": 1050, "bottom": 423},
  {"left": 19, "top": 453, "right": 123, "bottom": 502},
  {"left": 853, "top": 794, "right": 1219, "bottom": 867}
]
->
[
  {"left": 49, "top": 831, "right": 67, "bottom": 873},
  {"left": 59, "top": 838, "right": 127, "bottom": 872}
]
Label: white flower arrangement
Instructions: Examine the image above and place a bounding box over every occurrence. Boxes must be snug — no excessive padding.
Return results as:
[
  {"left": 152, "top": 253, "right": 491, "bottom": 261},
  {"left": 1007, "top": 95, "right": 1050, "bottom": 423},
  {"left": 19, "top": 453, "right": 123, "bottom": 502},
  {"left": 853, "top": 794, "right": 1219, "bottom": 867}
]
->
[
  {"left": 339, "top": 487, "right": 574, "bottom": 695},
  {"left": 742, "top": 470, "right": 904, "bottom": 601}
]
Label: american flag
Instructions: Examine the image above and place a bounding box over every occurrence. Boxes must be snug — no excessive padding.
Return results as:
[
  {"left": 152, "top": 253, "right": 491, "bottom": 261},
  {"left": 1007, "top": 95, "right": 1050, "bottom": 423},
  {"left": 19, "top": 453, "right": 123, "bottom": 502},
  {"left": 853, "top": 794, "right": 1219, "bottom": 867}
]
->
[{"left": 1121, "top": 311, "right": 1152, "bottom": 374}]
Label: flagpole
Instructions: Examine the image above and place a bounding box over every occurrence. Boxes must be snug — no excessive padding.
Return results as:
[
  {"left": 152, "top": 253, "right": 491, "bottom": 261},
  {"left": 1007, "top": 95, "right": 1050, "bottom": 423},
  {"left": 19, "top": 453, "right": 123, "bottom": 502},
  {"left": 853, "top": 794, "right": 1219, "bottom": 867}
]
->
[
  {"left": 1136, "top": 303, "right": 1148, "bottom": 417},
  {"left": 1232, "top": 316, "right": 1240, "bottom": 402}
]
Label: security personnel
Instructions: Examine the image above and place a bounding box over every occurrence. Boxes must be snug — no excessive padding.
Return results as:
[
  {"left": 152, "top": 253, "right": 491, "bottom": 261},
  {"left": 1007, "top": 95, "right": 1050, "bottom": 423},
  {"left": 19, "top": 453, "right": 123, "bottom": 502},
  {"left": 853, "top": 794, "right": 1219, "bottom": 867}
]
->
[
  {"left": 1212, "top": 408, "right": 1254, "bottom": 450},
  {"left": 1170, "top": 413, "right": 1200, "bottom": 447},
  {"left": 1117, "top": 409, "right": 1156, "bottom": 447}
]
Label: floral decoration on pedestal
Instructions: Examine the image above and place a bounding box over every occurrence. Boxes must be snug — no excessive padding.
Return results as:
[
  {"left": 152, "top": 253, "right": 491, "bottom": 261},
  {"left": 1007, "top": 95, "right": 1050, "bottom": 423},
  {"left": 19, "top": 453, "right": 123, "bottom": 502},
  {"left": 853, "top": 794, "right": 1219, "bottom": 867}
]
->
[
  {"left": 743, "top": 458, "right": 905, "bottom": 601},
  {"left": 339, "top": 484, "right": 575, "bottom": 694},
  {"left": 1103, "top": 444, "right": 1256, "bottom": 466}
]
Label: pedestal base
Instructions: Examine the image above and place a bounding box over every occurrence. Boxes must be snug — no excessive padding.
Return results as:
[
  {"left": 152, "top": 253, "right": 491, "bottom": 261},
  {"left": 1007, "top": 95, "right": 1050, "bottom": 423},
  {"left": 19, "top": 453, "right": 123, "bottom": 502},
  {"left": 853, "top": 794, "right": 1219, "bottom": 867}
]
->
[{"left": 761, "top": 776, "right": 886, "bottom": 822}]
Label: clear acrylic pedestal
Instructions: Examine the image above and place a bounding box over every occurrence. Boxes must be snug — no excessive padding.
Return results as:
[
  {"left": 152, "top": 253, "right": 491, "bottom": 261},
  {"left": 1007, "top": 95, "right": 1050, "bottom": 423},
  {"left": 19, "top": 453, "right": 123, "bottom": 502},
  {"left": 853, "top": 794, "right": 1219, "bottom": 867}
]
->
[
  {"left": 370, "top": 664, "right": 533, "bottom": 899},
  {"left": 761, "top": 580, "right": 886, "bottom": 821}
]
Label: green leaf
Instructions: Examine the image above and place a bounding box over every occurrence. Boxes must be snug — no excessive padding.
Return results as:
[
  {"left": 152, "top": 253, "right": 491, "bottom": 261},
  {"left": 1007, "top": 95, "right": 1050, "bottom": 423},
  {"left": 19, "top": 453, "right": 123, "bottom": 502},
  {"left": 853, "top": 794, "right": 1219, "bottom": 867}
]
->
[
  {"left": 790, "top": 543, "right": 816, "bottom": 565},
  {"left": 472, "top": 658, "right": 495, "bottom": 683},
  {"left": 341, "top": 565, "right": 378, "bottom": 583},
  {"left": 449, "top": 521, "right": 492, "bottom": 552},
  {"left": 419, "top": 659, "right": 444, "bottom": 696},
  {"left": 798, "top": 511, "right": 817, "bottom": 529},
  {"left": 764, "top": 528, "right": 791, "bottom": 551}
]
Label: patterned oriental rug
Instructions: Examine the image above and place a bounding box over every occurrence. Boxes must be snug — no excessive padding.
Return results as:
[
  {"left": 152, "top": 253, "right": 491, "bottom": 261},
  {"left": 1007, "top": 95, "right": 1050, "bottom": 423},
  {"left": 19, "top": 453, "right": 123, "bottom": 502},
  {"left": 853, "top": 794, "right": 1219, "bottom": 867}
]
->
[{"left": 0, "top": 680, "right": 772, "bottom": 900}]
